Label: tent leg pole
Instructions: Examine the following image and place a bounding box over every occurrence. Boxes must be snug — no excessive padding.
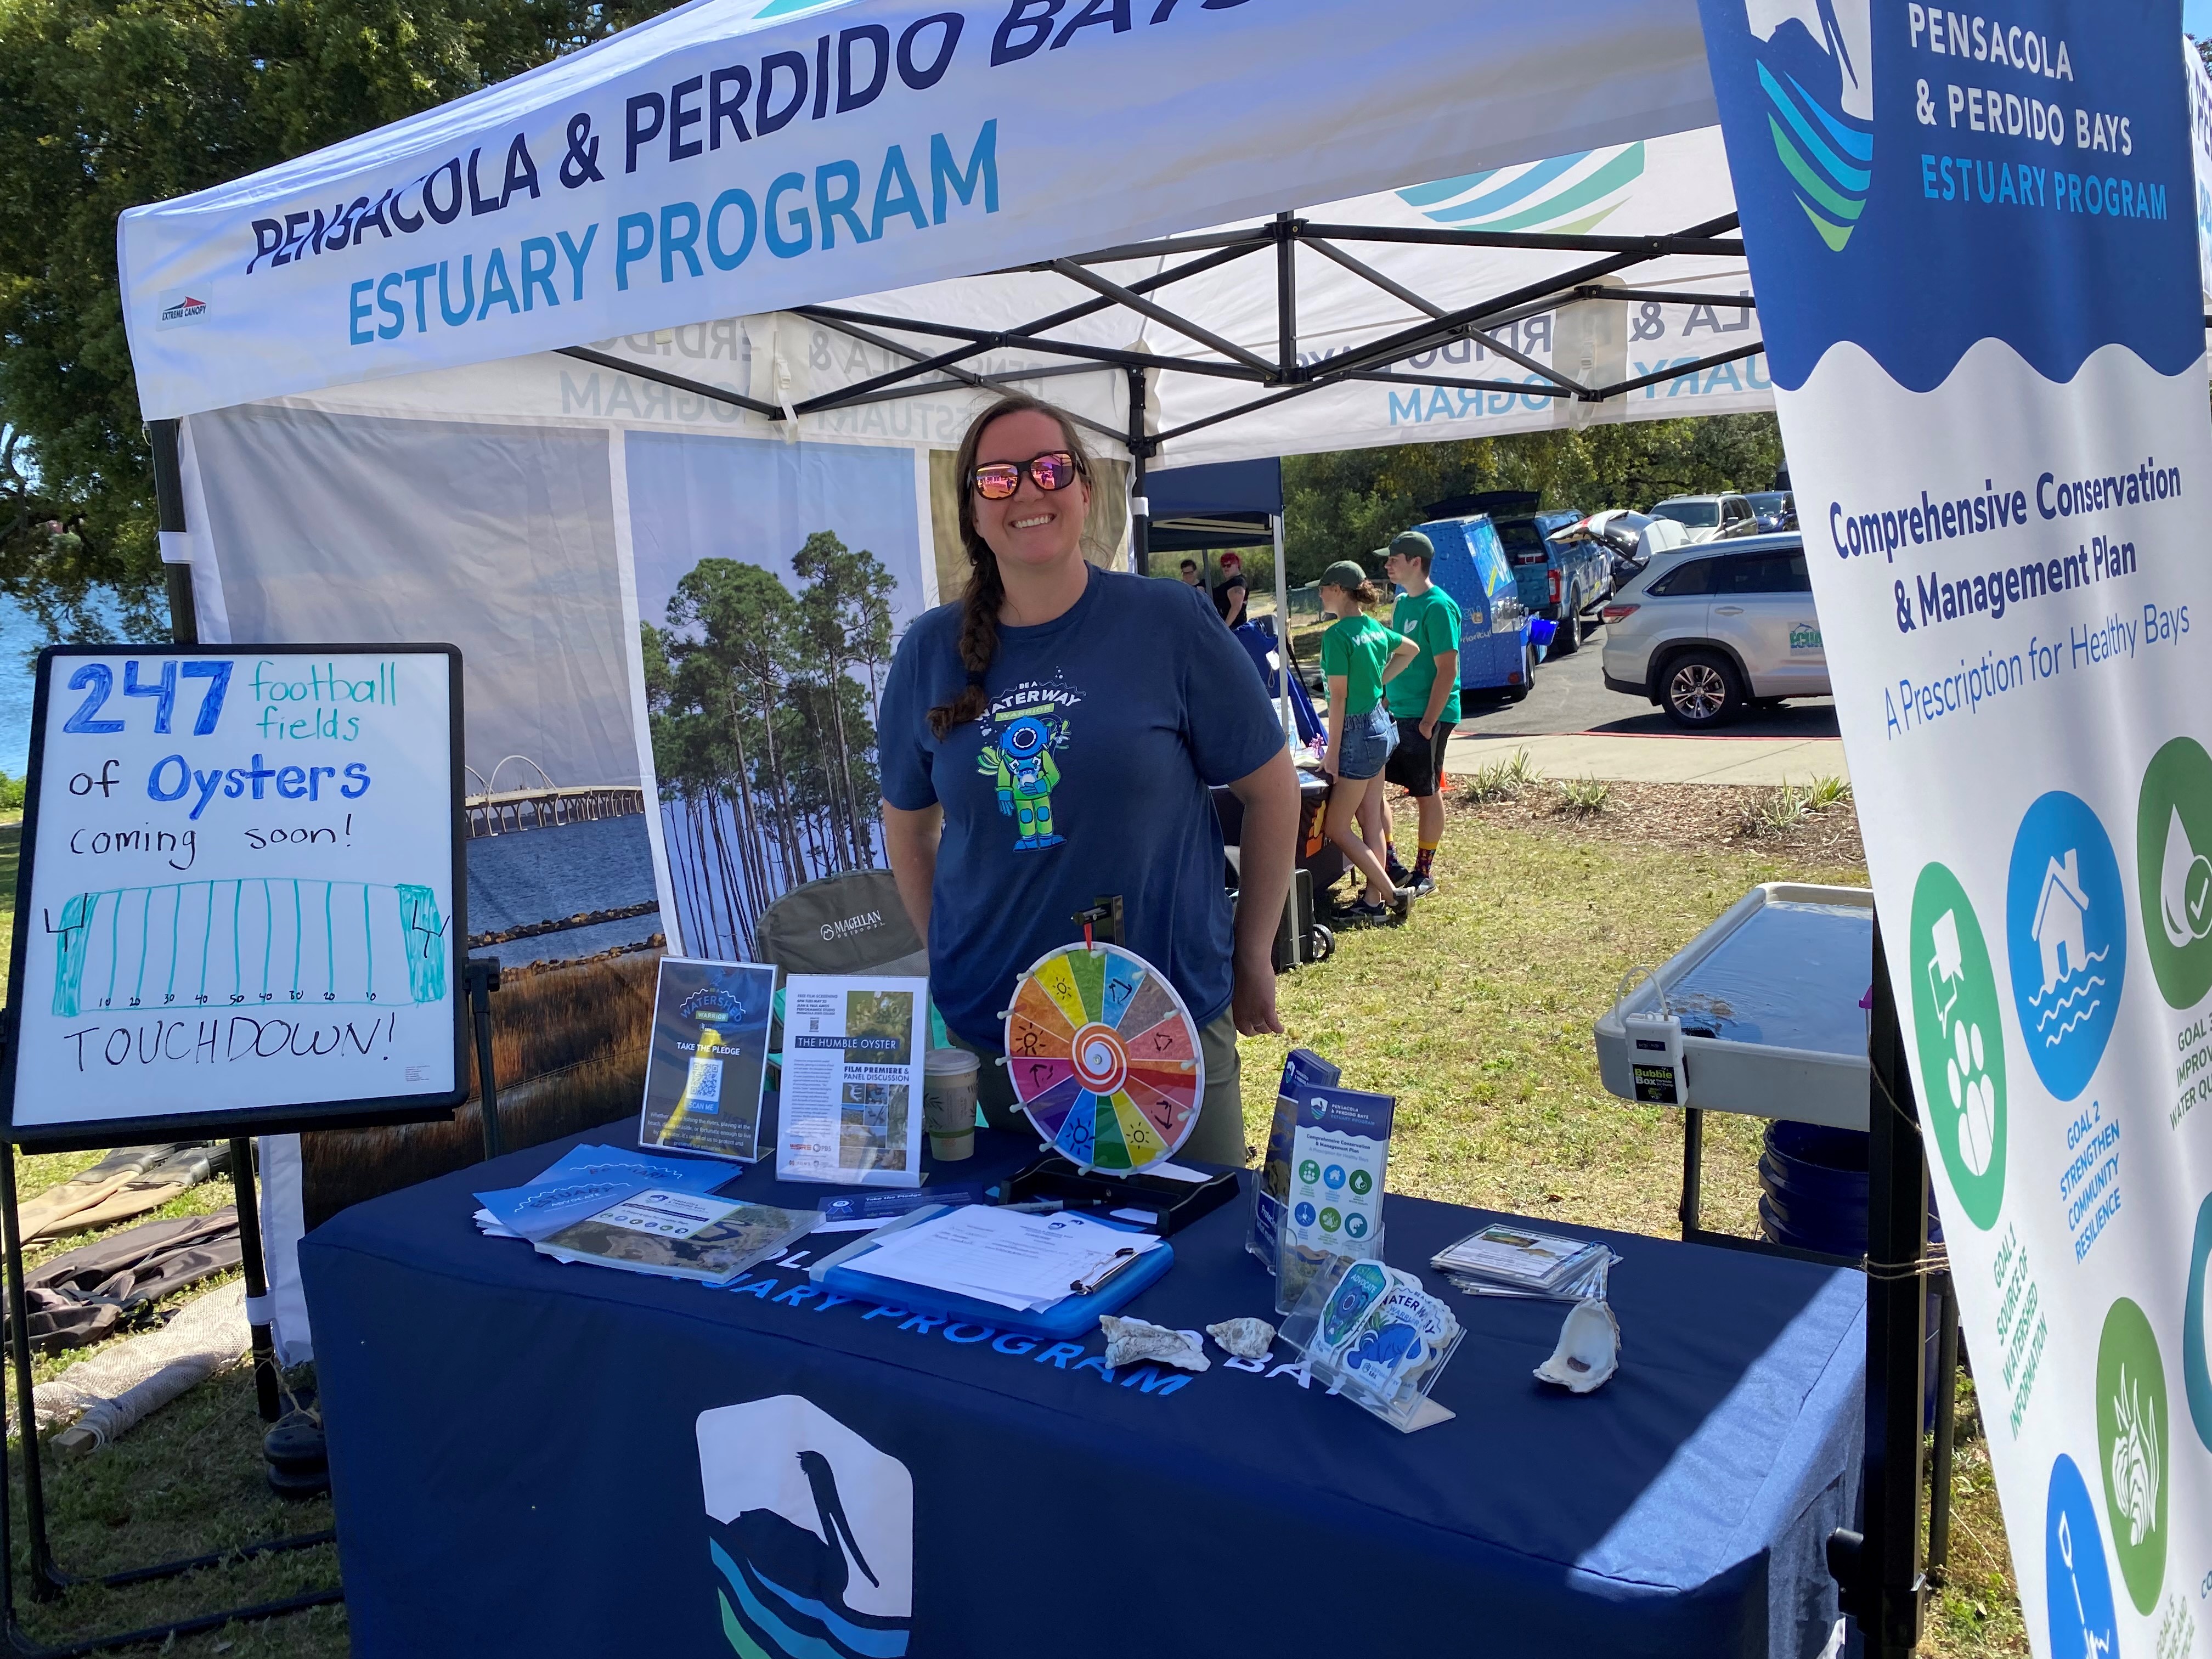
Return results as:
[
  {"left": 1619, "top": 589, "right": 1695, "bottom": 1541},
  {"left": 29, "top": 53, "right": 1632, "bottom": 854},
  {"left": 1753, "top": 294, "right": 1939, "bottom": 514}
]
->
[
  {"left": 1271, "top": 514, "right": 1293, "bottom": 746},
  {"left": 1126, "top": 366, "right": 1149, "bottom": 576},
  {"left": 1831, "top": 913, "right": 1927, "bottom": 1658},
  {"left": 1269, "top": 511, "right": 1299, "bottom": 961},
  {"left": 149, "top": 419, "right": 198, "bottom": 648}
]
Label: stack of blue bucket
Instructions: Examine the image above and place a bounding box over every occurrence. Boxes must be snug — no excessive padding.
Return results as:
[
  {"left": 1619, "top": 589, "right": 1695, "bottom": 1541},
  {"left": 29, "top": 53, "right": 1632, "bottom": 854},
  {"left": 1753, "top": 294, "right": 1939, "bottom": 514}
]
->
[{"left": 1759, "top": 1122, "right": 1946, "bottom": 1425}]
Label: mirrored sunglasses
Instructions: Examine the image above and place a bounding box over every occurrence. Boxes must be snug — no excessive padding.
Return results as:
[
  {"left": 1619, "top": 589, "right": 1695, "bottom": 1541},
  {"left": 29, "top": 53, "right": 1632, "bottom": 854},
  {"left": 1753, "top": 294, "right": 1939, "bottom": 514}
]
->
[{"left": 973, "top": 453, "right": 1081, "bottom": 500}]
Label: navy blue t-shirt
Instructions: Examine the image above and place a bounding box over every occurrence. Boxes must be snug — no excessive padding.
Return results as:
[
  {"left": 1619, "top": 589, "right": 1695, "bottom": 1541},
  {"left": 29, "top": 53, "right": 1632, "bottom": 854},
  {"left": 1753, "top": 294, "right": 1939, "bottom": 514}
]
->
[{"left": 877, "top": 568, "right": 1284, "bottom": 1047}]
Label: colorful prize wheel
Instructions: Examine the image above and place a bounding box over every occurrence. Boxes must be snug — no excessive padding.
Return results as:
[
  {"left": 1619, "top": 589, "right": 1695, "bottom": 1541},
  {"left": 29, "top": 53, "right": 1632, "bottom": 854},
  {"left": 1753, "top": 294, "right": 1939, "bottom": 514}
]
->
[{"left": 1002, "top": 943, "right": 1204, "bottom": 1173}]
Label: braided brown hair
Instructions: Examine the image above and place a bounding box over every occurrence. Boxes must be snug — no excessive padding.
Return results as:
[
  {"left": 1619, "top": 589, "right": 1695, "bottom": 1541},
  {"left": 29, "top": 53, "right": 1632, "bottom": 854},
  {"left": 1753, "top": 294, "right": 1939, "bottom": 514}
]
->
[{"left": 926, "top": 393, "right": 1097, "bottom": 738}]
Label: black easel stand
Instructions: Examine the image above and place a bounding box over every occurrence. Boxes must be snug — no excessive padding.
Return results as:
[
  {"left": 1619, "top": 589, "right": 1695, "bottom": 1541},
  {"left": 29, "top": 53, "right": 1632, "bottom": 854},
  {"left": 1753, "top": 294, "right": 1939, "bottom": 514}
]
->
[
  {"left": 467, "top": 958, "right": 505, "bottom": 1160},
  {"left": 1828, "top": 917, "right": 1930, "bottom": 1657},
  {"left": 0, "top": 1087, "right": 339, "bottom": 1652}
]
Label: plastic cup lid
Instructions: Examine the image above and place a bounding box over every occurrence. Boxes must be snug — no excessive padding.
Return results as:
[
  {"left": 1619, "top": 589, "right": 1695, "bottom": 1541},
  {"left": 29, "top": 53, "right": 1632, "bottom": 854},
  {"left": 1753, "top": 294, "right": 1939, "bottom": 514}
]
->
[{"left": 923, "top": 1047, "right": 980, "bottom": 1075}]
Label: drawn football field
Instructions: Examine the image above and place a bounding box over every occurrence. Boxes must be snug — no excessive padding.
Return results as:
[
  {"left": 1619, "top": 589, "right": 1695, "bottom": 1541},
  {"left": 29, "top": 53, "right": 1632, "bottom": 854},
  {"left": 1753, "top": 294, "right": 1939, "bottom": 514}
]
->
[{"left": 49, "top": 879, "right": 448, "bottom": 1017}]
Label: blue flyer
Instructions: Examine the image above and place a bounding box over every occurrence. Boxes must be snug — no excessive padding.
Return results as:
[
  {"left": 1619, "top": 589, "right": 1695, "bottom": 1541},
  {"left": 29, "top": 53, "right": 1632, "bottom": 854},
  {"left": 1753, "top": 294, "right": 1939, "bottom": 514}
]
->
[
  {"left": 1250, "top": 1049, "right": 1341, "bottom": 1267},
  {"left": 1285, "top": 1081, "right": 1394, "bottom": 1255},
  {"left": 476, "top": 1142, "right": 736, "bottom": 1242}
]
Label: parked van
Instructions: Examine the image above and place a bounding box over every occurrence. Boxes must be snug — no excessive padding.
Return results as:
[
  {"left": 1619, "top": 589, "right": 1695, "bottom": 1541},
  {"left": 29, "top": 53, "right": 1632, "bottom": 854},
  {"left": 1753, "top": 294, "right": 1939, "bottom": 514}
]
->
[
  {"left": 1414, "top": 515, "right": 1536, "bottom": 701},
  {"left": 1425, "top": 490, "right": 1605, "bottom": 652}
]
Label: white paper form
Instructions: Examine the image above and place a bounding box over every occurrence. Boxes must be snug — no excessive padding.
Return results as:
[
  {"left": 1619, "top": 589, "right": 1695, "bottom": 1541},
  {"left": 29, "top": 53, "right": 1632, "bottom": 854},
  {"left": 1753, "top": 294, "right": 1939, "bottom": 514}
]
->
[{"left": 854, "top": 1208, "right": 1162, "bottom": 1311}]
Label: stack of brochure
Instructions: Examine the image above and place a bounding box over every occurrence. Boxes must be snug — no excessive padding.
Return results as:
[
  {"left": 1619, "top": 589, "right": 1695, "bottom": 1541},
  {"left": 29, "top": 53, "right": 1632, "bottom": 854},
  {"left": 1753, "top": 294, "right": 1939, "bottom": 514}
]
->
[
  {"left": 475, "top": 1143, "right": 815, "bottom": 1287},
  {"left": 1430, "top": 1223, "right": 1616, "bottom": 1302}
]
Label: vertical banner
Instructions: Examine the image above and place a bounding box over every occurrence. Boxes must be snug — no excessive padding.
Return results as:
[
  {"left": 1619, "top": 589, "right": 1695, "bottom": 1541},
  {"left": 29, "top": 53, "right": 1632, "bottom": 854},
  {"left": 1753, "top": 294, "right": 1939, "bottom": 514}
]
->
[{"left": 1697, "top": 2, "right": 2207, "bottom": 1653}]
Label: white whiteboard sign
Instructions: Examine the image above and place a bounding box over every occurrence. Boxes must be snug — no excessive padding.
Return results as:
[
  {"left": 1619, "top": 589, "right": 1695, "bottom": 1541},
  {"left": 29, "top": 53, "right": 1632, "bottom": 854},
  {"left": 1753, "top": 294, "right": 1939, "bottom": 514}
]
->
[{"left": 2, "top": 645, "right": 466, "bottom": 1144}]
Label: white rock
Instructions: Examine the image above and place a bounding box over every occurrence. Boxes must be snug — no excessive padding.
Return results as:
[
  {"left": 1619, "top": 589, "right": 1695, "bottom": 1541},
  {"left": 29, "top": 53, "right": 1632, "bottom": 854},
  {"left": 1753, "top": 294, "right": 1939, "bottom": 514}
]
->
[
  {"left": 1099, "top": 1316, "right": 1210, "bottom": 1372},
  {"left": 1205, "top": 1317, "right": 1277, "bottom": 1359},
  {"left": 1533, "top": 1299, "right": 1620, "bottom": 1394}
]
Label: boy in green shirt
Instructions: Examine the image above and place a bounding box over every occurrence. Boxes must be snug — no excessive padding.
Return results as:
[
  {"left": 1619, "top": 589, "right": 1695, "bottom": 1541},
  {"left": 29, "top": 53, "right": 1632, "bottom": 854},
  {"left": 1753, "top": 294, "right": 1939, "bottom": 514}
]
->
[{"left": 1382, "top": 529, "right": 1462, "bottom": 895}]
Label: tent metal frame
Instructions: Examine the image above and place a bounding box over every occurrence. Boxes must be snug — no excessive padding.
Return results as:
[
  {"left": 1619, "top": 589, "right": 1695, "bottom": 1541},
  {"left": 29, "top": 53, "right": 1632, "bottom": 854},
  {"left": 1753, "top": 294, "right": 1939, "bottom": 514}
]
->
[{"left": 557, "top": 206, "right": 1766, "bottom": 573}]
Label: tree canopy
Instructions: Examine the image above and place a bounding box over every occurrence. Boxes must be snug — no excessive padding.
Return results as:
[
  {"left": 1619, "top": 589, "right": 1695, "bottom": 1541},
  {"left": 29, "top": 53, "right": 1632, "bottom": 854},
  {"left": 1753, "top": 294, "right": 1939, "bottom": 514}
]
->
[
  {"left": 1279, "top": 413, "right": 1787, "bottom": 583},
  {"left": 645, "top": 533, "right": 897, "bottom": 956},
  {"left": 0, "top": 0, "right": 685, "bottom": 639}
]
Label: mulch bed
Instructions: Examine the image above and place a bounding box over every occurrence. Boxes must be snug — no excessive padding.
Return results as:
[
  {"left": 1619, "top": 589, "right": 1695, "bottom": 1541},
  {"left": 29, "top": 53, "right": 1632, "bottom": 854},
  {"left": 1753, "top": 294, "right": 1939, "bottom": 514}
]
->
[{"left": 1439, "top": 777, "right": 1867, "bottom": 870}]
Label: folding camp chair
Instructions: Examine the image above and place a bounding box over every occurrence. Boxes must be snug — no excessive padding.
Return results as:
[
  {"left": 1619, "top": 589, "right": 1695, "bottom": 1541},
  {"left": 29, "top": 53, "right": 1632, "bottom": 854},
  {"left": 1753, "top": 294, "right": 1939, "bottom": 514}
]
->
[{"left": 751, "top": 870, "right": 947, "bottom": 1058}]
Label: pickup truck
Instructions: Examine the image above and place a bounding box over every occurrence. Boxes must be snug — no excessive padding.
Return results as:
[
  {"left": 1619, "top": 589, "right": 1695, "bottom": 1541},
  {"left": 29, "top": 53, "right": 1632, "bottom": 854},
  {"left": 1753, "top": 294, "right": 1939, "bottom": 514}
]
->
[{"left": 1424, "top": 490, "right": 1605, "bottom": 654}]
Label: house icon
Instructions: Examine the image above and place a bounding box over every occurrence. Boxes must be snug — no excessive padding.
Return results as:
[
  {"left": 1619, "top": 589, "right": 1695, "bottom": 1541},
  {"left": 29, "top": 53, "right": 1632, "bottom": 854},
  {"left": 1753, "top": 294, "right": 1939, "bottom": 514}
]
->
[{"left": 2032, "top": 849, "right": 2090, "bottom": 994}]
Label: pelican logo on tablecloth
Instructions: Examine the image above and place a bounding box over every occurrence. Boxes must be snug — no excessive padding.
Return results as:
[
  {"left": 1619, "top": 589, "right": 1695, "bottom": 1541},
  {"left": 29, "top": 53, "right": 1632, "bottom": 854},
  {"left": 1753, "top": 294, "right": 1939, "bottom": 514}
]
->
[{"left": 698, "top": 1396, "right": 912, "bottom": 1658}]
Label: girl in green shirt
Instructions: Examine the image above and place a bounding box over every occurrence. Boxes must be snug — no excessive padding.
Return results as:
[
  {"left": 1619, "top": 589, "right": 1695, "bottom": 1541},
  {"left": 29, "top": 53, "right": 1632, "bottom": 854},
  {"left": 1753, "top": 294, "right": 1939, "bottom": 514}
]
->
[{"left": 1317, "top": 560, "right": 1418, "bottom": 921}]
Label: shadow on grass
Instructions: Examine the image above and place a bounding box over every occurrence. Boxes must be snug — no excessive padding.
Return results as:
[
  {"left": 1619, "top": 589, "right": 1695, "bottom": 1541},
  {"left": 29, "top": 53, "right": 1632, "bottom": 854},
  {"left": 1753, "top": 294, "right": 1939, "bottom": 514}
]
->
[{"left": 9, "top": 1365, "right": 343, "bottom": 1657}]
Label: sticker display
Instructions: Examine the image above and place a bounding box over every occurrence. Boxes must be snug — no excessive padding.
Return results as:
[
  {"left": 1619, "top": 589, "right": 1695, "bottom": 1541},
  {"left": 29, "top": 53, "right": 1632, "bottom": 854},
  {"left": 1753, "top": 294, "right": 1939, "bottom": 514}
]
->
[
  {"left": 1002, "top": 942, "right": 1203, "bottom": 1173},
  {"left": 1311, "top": 1261, "right": 1458, "bottom": 1393}
]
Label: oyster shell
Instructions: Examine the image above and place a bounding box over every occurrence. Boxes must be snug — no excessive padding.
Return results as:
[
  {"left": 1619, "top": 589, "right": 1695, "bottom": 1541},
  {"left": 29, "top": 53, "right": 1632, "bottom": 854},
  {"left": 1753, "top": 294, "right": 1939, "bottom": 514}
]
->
[
  {"left": 1099, "top": 1316, "right": 1210, "bottom": 1372},
  {"left": 1533, "top": 1299, "right": 1620, "bottom": 1394},
  {"left": 1205, "top": 1317, "right": 1277, "bottom": 1359}
]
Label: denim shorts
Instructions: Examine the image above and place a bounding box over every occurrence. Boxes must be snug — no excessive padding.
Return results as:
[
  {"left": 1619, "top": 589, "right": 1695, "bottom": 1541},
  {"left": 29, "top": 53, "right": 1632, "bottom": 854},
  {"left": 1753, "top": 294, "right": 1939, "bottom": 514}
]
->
[{"left": 1335, "top": 704, "right": 1398, "bottom": 781}]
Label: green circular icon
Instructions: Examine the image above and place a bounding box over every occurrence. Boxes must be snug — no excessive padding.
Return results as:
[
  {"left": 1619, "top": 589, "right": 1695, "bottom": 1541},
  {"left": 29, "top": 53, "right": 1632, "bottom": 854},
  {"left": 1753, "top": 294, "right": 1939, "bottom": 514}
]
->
[
  {"left": 2138, "top": 737, "right": 2212, "bottom": 1009},
  {"left": 1348, "top": 1169, "right": 1372, "bottom": 1197},
  {"left": 1319, "top": 1207, "right": 1341, "bottom": 1233},
  {"left": 2097, "top": 1297, "right": 2170, "bottom": 1614},
  {"left": 1298, "top": 1159, "right": 1321, "bottom": 1186},
  {"left": 1909, "top": 861, "right": 2008, "bottom": 1230}
]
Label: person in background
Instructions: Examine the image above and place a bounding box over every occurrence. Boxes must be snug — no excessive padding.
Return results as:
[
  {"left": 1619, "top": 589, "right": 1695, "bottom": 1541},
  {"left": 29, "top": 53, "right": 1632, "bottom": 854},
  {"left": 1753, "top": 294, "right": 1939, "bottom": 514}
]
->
[
  {"left": 1212, "top": 551, "right": 1248, "bottom": 627},
  {"left": 1316, "top": 559, "right": 1417, "bottom": 923},
  {"left": 1381, "top": 529, "right": 1462, "bottom": 895},
  {"left": 877, "top": 393, "right": 1299, "bottom": 1167},
  {"left": 1178, "top": 557, "right": 1204, "bottom": 588}
]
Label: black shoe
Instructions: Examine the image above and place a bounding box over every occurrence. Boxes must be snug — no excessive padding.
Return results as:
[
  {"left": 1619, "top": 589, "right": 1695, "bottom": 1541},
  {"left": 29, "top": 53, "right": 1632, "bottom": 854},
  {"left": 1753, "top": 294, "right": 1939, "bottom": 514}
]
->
[
  {"left": 1384, "top": 860, "right": 1410, "bottom": 886},
  {"left": 1345, "top": 898, "right": 1390, "bottom": 923},
  {"left": 1407, "top": 872, "right": 1436, "bottom": 898}
]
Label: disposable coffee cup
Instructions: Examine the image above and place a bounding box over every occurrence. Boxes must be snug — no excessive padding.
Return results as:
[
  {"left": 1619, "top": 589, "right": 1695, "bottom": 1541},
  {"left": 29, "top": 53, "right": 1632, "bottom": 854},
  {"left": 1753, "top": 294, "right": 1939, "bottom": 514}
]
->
[{"left": 922, "top": 1047, "right": 980, "bottom": 1161}]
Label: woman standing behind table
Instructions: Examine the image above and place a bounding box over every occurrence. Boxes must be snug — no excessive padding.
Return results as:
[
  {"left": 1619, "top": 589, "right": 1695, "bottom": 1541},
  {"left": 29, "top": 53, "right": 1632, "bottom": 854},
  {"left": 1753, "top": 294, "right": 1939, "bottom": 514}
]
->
[
  {"left": 1316, "top": 560, "right": 1418, "bottom": 925},
  {"left": 877, "top": 394, "right": 1300, "bottom": 1166}
]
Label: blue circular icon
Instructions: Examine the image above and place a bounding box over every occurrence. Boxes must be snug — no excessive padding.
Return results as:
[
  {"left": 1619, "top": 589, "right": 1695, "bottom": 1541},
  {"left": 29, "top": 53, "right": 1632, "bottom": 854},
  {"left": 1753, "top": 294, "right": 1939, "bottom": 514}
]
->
[
  {"left": 1323, "top": 1165, "right": 1347, "bottom": 1190},
  {"left": 1293, "top": 1202, "right": 1317, "bottom": 1228},
  {"left": 2186, "top": 1194, "right": 2212, "bottom": 1453},
  {"left": 2046, "top": 1453, "right": 2119, "bottom": 1659},
  {"left": 2006, "top": 791, "right": 2126, "bottom": 1101},
  {"left": 1344, "top": 1212, "right": 1369, "bottom": 1240}
]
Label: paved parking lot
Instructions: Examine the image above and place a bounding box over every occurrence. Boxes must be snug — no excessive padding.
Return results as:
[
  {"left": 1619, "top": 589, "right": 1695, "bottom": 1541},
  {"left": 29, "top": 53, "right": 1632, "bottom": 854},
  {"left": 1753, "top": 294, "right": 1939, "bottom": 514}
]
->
[{"left": 1392, "top": 618, "right": 1852, "bottom": 786}]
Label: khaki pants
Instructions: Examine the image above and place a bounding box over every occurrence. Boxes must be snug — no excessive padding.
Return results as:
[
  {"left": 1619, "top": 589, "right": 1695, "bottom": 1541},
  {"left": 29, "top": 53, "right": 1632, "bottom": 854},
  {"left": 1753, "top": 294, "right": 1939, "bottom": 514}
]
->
[{"left": 944, "top": 1010, "right": 1247, "bottom": 1167}]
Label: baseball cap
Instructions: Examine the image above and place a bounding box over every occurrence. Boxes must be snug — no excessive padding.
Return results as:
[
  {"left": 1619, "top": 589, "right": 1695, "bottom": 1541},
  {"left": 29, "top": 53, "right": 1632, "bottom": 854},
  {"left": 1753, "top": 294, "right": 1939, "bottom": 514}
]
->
[
  {"left": 1388, "top": 529, "right": 1435, "bottom": 563},
  {"left": 1319, "top": 559, "right": 1370, "bottom": 591}
]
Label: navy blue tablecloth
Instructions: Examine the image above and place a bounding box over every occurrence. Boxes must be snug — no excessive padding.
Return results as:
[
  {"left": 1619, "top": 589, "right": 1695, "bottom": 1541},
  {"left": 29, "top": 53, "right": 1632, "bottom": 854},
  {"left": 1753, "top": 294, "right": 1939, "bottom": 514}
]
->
[{"left": 302, "top": 1123, "right": 1863, "bottom": 1659}]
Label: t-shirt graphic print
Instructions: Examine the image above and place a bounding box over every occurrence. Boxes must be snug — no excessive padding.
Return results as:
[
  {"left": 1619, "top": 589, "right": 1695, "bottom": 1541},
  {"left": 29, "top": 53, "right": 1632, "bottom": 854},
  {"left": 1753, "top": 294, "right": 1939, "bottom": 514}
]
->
[{"left": 975, "top": 682, "right": 1078, "bottom": 850}]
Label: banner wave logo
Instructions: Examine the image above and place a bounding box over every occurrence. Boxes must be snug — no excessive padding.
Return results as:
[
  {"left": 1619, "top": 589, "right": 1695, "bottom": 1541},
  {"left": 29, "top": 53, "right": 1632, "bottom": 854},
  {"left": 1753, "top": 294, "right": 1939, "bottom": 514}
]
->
[
  {"left": 1395, "top": 143, "right": 1645, "bottom": 235},
  {"left": 1745, "top": 0, "right": 1873, "bottom": 250},
  {"left": 698, "top": 1396, "right": 913, "bottom": 1659}
]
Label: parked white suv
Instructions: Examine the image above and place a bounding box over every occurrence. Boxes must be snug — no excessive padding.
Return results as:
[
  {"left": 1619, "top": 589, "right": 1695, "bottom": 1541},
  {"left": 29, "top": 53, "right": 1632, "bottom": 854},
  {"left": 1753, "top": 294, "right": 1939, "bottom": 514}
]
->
[
  {"left": 1647, "top": 493, "right": 1757, "bottom": 544},
  {"left": 1600, "top": 534, "right": 1828, "bottom": 727}
]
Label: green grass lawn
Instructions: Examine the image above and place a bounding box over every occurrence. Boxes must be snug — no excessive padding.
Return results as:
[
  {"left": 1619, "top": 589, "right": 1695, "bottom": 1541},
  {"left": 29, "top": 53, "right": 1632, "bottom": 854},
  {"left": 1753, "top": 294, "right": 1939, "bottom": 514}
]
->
[
  {"left": 0, "top": 793, "right": 2018, "bottom": 1656},
  {"left": 0, "top": 819, "right": 17, "bottom": 966}
]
